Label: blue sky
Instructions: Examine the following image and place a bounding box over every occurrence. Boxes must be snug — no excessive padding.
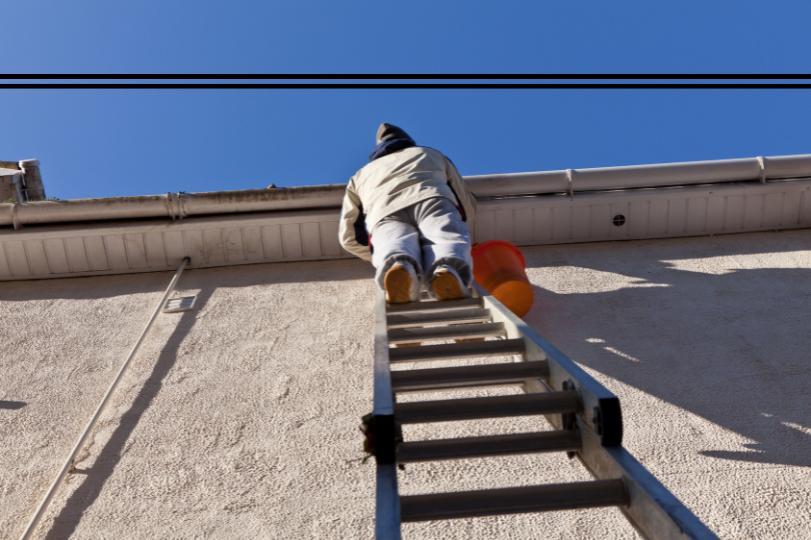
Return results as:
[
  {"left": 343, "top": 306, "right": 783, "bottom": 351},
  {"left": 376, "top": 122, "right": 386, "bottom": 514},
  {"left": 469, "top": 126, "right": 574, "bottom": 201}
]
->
[
  {"left": 2, "top": 88, "right": 809, "bottom": 200},
  {"left": 3, "top": 1, "right": 810, "bottom": 74},
  {"left": 1, "top": 1, "right": 809, "bottom": 200}
]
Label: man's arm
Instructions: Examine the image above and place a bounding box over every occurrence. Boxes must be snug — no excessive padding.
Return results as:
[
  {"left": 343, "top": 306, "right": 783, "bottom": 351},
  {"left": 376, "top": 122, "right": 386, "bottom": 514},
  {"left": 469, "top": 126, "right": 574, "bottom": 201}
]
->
[
  {"left": 338, "top": 178, "right": 373, "bottom": 262},
  {"left": 445, "top": 157, "right": 478, "bottom": 223}
]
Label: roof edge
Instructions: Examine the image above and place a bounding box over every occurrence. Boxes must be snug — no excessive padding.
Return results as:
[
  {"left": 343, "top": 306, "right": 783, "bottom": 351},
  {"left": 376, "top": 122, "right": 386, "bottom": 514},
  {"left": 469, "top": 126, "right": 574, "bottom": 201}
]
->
[{"left": 2, "top": 154, "right": 811, "bottom": 230}]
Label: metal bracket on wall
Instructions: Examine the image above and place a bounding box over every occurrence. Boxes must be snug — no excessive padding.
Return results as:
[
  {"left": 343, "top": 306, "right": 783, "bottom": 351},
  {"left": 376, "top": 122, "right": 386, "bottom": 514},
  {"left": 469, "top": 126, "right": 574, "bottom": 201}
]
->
[
  {"left": 566, "top": 168, "right": 574, "bottom": 198},
  {"left": 757, "top": 156, "right": 767, "bottom": 184},
  {"left": 163, "top": 295, "right": 197, "bottom": 313},
  {"left": 166, "top": 191, "right": 189, "bottom": 221}
]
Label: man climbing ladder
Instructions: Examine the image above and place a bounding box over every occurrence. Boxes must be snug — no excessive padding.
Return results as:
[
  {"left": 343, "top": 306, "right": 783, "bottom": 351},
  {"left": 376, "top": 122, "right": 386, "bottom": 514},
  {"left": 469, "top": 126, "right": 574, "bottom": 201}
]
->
[{"left": 339, "top": 123, "right": 478, "bottom": 303}]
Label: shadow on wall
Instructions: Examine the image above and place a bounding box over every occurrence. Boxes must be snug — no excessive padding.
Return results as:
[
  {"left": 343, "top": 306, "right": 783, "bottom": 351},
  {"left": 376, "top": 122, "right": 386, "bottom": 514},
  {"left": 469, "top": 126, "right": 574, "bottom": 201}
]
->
[
  {"left": 42, "top": 286, "right": 216, "bottom": 540},
  {"left": 520, "top": 230, "right": 811, "bottom": 469},
  {"left": 0, "top": 257, "right": 374, "bottom": 302},
  {"left": 0, "top": 401, "right": 26, "bottom": 410}
]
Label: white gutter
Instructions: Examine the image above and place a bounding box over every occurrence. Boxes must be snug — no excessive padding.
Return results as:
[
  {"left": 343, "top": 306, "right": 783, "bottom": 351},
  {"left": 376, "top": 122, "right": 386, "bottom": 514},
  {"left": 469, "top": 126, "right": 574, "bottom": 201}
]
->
[
  {"left": 465, "top": 154, "right": 811, "bottom": 197},
  {"left": 2, "top": 154, "right": 810, "bottom": 230},
  {"left": 0, "top": 184, "right": 346, "bottom": 230}
]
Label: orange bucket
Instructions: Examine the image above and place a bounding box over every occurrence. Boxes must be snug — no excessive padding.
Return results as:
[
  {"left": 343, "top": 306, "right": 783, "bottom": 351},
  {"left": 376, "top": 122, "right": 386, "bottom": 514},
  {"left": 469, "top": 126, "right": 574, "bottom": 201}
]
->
[{"left": 471, "top": 241, "right": 534, "bottom": 317}]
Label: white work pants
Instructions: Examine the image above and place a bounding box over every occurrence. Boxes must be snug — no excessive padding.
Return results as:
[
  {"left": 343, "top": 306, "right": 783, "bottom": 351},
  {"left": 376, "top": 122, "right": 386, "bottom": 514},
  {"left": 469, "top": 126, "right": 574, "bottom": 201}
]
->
[{"left": 370, "top": 197, "right": 473, "bottom": 295}]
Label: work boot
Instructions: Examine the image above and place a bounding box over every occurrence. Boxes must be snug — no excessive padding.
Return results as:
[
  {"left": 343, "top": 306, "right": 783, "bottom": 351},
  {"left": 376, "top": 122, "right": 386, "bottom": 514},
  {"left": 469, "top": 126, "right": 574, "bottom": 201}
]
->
[
  {"left": 385, "top": 262, "right": 421, "bottom": 346},
  {"left": 431, "top": 266, "right": 481, "bottom": 342},
  {"left": 431, "top": 266, "right": 470, "bottom": 301},
  {"left": 385, "top": 262, "right": 419, "bottom": 304}
]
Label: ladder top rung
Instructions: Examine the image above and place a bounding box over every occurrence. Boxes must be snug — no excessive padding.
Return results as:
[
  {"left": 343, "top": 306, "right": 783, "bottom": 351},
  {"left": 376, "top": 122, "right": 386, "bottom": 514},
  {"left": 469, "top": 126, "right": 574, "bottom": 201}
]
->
[{"left": 386, "top": 297, "right": 483, "bottom": 314}]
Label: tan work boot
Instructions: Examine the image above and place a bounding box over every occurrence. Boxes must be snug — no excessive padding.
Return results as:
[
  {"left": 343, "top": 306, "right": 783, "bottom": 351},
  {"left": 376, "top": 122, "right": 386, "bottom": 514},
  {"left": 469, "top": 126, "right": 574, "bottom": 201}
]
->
[
  {"left": 432, "top": 266, "right": 481, "bottom": 342},
  {"left": 431, "top": 268, "right": 469, "bottom": 301},
  {"left": 385, "top": 264, "right": 413, "bottom": 304},
  {"left": 385, "top": 263, "right": 421, "bottom": 346}
]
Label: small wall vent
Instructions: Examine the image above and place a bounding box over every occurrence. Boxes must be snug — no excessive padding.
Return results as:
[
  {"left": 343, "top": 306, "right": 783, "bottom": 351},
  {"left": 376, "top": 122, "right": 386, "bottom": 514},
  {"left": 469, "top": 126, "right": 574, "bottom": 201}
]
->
[{"left": 612, "top": 214, "right": 626, "bottom": 227}]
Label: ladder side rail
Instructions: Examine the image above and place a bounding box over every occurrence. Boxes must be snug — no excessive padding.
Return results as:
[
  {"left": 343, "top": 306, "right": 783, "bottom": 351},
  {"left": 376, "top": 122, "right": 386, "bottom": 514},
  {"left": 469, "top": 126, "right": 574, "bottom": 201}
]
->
[
  {"left": 376, "top": 464, "right": 402, "bottom": 540},
  {"left": 372, "top": 288, "right": 402, "bottom": 540},
  {"left": 521, "top": 374, "right": 718, "bottom": 539},
  {"left": 473, "top": 282, "right": 621, "bottom": 446},
  {"left": 373, "top": 287, "right": 396, "bottom": 417},
  {"left": 472, "top": 284, "right": 719, "bottom": 540},
  {"left": 578, "top": 419, "right": 719, "bottom": 540}
]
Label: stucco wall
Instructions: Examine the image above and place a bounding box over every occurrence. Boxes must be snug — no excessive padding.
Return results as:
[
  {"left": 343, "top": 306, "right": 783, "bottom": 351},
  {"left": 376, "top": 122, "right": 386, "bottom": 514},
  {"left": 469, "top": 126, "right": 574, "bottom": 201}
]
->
[{"left": 2, "top": 230, "right": 810, "bottom": 539}]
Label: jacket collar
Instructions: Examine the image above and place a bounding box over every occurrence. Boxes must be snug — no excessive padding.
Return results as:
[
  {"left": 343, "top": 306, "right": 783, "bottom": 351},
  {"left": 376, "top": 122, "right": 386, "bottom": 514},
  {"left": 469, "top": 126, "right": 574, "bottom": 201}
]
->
[{"left": 368, "top": 137, "right": 416, "bottom": 162}]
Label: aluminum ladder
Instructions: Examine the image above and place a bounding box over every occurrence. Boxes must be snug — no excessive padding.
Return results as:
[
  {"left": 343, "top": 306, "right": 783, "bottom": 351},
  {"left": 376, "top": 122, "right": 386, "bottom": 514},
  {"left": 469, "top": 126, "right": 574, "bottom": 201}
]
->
[{"left": 369, "top": 282, "right": 719, "bottom": 540}]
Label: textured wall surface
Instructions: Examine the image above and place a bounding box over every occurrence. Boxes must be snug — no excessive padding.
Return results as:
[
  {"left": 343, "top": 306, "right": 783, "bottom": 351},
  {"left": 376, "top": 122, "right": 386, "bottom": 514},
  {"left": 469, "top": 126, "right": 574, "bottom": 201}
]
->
[{"left": 1, "top": 229, "right": 810, "bottom": 539}]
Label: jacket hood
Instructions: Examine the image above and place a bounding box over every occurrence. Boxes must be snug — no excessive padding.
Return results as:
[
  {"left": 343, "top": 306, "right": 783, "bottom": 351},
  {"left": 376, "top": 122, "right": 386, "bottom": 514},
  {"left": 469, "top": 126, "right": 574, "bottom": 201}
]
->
[{"left": 376, "top": 123, "right": 415, "bottom": 145}]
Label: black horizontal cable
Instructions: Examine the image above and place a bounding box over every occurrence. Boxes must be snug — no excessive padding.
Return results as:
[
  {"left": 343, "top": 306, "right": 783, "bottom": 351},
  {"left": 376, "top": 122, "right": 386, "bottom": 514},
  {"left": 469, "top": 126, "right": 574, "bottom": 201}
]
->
[
  {"left": 1, "top": 83, "right": 810, "bottom": 89},
  {"left": 1, "top": 73, "right": 809, "bottom": 80}
]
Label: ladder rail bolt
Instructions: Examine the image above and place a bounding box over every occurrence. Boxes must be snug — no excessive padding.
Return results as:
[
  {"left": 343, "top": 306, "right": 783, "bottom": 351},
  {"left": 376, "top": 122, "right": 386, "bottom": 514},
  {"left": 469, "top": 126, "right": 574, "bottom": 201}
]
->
[
  {"left": 592, "top": 407, "right": 603, "bottom": 437},
  {"left": 560, "top": 380, "right": 579, "bottom": 431}
]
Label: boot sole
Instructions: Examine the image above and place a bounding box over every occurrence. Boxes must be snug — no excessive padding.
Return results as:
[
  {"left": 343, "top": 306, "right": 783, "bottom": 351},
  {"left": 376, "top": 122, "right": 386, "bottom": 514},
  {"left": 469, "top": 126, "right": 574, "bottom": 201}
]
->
[
  {"left": 432, "top": 270, "right": 468, "bottom": 301},
  {"left": 385, "top": 265, "right": 413, "bottom": 304}
]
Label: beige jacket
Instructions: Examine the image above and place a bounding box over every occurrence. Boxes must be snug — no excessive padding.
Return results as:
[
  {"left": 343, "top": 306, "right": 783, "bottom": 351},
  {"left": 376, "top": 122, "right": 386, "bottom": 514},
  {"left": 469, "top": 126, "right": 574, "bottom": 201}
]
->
[{"left": 339, "top": 146, "right": 478, "bottom": 262}]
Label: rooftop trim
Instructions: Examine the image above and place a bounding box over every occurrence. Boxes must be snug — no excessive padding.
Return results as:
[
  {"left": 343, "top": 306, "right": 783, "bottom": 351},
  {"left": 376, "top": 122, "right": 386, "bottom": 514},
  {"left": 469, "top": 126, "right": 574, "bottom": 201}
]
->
[{"left": 1, "top": 154, "right": 810, "bottom": 230}]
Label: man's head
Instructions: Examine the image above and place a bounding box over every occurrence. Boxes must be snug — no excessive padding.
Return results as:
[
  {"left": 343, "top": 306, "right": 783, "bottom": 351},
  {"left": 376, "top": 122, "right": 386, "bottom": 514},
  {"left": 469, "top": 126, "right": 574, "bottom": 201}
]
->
[{"left": 376, "top": 123, "right": 415, "bottom": 145}]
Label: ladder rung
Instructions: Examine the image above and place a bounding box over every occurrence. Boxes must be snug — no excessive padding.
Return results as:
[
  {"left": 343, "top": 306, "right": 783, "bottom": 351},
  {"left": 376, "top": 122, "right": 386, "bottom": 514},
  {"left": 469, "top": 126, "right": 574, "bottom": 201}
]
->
[
  {"left": 391, "top": 361, "right": 548, "bottom": 393},
  {"left": 386, "top": 297, "right": 483, "bottom": 315},
  {"left": 387, "top": 308, "right": 491, "bottom": 329},
  {"left": 400, "top": 479, "right": 628, "bottom": 522},
  {"left": 394, "top": 390, "right": 581, "bottom": 424},
  {"left": 388, "top": 322, "right": 506, "bottom": 344},
  {"left": 389, "top": 338, "right": 526, "bottom": 363},
  {"left": 397, "top": 430, "right": 581, "bottom": 463}
]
